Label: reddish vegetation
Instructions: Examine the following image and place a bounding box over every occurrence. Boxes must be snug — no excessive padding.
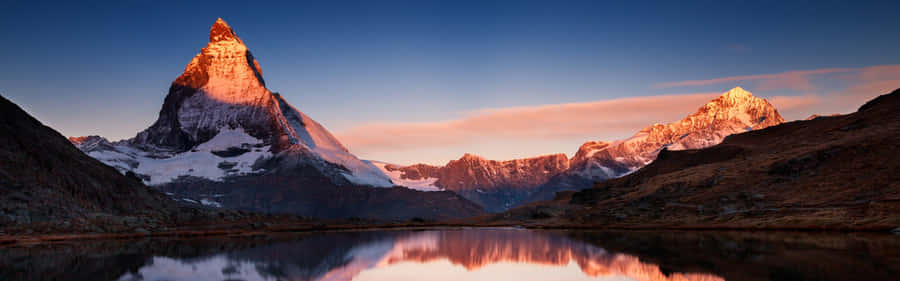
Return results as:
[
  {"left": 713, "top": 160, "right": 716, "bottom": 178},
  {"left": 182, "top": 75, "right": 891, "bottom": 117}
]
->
[{"left": 478, "top": 88, "right": 900, "bottom": 230}]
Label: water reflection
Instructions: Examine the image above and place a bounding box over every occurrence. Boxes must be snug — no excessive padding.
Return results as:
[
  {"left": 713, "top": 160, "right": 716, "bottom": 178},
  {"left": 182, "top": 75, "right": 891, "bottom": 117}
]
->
[
  {"left": 110, "top": 229, "right": 719, "bottom": 281},
  {"left": 1, "top": 229, "right": 898, "bottom": 281}
]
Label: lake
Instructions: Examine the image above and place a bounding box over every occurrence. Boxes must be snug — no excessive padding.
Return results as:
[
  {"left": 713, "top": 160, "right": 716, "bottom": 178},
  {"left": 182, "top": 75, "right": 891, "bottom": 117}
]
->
[{"left": 1, "top": 228, "right": 898, "bottom": 281}]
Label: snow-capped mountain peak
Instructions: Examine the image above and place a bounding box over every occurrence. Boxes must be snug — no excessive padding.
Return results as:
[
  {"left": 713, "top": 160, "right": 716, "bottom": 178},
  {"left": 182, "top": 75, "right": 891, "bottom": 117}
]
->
[
  {"left": 720, "top": 86, "right": 752, "bottom": 100},
  {"left": 74, "top": 18, "right": 393, "bottom": 188},
  {"left": 568, "top": 87, "right": 784, "bottom": 179}
]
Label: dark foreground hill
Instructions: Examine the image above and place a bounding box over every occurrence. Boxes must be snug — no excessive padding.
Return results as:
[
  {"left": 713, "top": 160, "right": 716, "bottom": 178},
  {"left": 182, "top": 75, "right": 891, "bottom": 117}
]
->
[
  {"left": 0, "top": 95, "right": 182, "bottom": 230},
  {"left": 482, "top": 88, "right": 900, "bottom": 230}
]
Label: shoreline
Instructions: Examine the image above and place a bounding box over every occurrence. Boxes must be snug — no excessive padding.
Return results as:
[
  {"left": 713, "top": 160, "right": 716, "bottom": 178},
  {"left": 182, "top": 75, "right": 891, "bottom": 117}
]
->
[{"left": 2, "top": 222, "right": 896, "bottom": 246}]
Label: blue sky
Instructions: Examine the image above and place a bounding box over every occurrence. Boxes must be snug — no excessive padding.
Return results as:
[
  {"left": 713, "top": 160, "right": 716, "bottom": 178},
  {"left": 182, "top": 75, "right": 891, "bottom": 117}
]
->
[{"left": 2, "top": 0, "right": 899, "bottom": 164}]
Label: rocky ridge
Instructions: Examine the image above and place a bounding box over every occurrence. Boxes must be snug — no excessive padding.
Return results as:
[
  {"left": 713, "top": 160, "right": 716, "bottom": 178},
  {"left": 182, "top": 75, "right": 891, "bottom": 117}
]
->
[{"left": 384, "top": 87, "right": 784, "bottom": 212}]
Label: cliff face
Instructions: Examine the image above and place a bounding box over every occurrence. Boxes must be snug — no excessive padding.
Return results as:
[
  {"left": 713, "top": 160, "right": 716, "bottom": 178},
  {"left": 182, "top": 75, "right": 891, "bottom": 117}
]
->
[
  {"left": 133, "top": 18, "right": 277, "bottom": 151},
  {"left": 434, "top": 153, "right": 570, "bottom": 192},
  {"left": 380, "top": 154, "right": 569, "bottom": 212}
]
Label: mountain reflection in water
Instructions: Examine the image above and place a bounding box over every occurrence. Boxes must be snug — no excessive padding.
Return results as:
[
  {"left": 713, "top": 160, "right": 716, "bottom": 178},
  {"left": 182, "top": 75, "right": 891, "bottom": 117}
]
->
[
  {"left": 1, "top": 228, "right": 898, "bottom": 281},
  {"left": 113, "top": 229, "right": 719, "bottom": 281}
]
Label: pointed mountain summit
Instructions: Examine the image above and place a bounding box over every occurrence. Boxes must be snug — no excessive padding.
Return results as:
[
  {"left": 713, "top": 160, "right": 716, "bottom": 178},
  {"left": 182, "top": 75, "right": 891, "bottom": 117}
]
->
[
  {"left": 78, "top": 18, "right": 392, "bottom": 188},
  {"left": 209, "top": 18, "right": 241, "bottom": 43},
  {"left": 70, "top": 18, "right": 486, "bottom": 220},
  {"left": 134, "top": 18, "right": 271, "bottom": 150}
]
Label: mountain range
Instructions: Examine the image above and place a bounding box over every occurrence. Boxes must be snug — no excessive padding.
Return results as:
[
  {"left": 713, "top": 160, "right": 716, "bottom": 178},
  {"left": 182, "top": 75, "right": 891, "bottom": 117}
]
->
[
  {"left": 486, "top": 88, "right": 900, "bottom": 229},
  {"left": 381, "top": 86, "right": 784, "bottom": 212}
]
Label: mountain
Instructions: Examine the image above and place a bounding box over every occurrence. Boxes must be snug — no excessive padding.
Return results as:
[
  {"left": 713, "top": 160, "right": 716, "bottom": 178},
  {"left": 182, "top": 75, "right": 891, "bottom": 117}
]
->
[
  {"left": 71, "top": 18, "right": 484, "bottom": 220},
  {"left": 383, "top": 87, "right": 784, "bottom": 212},
  {"left": 490, "top": 88, "right": 900, "bottom": 230},
  {"left": 374, "top": 153, "right": 570, "bottom": 212},
  {"left": 77, "top": 18, "right": 390, "bottom": 188},
  {"left": 523, "top": 86, "right": 784, "bottom": 204},
  {"left": 0, "top": 95, "right": 178, "bottom": 229}
]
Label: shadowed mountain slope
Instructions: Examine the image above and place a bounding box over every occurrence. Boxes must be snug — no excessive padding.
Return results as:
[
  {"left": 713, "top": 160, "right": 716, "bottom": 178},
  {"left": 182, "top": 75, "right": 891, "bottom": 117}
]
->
[{"left": 0, "top": 95, "right": 177, "bottom": 227}]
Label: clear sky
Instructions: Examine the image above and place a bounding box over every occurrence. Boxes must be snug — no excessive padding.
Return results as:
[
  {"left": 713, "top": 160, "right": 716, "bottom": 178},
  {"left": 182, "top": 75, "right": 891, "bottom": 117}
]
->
[{"left": 2, "top": 0, "right": 899, "bottom": 165}]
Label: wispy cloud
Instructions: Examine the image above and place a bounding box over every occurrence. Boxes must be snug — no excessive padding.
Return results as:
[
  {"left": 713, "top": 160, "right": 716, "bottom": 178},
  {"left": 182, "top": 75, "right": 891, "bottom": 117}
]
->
[
  {"left": 654, "top": 67, "right": 856, "bottom": 91},
  {"left": 657, "top": 64, "right": 900, "bottom": 119},
  {"left": 341, "top": 65, "right": 900, "bottom": 165},
  {"left": 767, "top": 95, "right": 822, "bottom": 112},
  {"left": 338, "top": 92, "right": 718, "bottom": 152}
]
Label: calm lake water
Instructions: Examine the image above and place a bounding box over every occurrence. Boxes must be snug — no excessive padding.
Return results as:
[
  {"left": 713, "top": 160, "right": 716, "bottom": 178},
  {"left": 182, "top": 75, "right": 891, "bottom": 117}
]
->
[{"left": 1, "top": 228, "right": 898, "bottom": 281}]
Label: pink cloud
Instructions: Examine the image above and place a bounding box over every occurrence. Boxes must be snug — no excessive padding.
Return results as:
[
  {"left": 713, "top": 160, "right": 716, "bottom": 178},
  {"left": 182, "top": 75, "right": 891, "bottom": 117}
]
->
[
  {"left": 655, "top": 65, "right": 900, "bottom": 120},
  {"left": 338, "top": 92, "right": 718, "bottom": 154},
  {"left": 767, "top": 95, "right": 822, "bottom": 112},
  {"left": 340, "top": 65, "right": 899, "bottom": 165},
  {"left": 764, "top": 65, "right": 900, "bottom": 120}
]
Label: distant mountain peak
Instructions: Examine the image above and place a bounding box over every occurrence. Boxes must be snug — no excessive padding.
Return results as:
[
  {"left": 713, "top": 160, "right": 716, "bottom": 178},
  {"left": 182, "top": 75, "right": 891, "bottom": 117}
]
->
[
  {"left": 723, "top": 86, "right": 751, "bottom": 97},
  {"left": 711, "top": 86, "right": 762, "bottom": 107},
  {"left": 568, "top": 87, "right": 784, "bottom": 179},
  {"left": 459, "top": 153, "right": 485, "bottom": 161}
]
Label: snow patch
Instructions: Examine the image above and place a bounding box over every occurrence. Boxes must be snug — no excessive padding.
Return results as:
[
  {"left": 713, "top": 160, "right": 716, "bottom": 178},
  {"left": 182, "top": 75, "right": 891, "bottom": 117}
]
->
[
  {"left": 196, "top": 128, "right": 262, "bottom": 151},
  {"left": 133, "top": 130, "right": 271, "bottom": 185},
  {"left": 200, "top": 198, "right": 223, "bottom": 208},
  {"left": 275, "top": 95, "right": 394, "bottom": 187},
  {"left": 86, "top": 129, "right": 272, "bottom": 185},
  {"left": 370, "top": 161, "right": 442, "bottom": 191}
]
